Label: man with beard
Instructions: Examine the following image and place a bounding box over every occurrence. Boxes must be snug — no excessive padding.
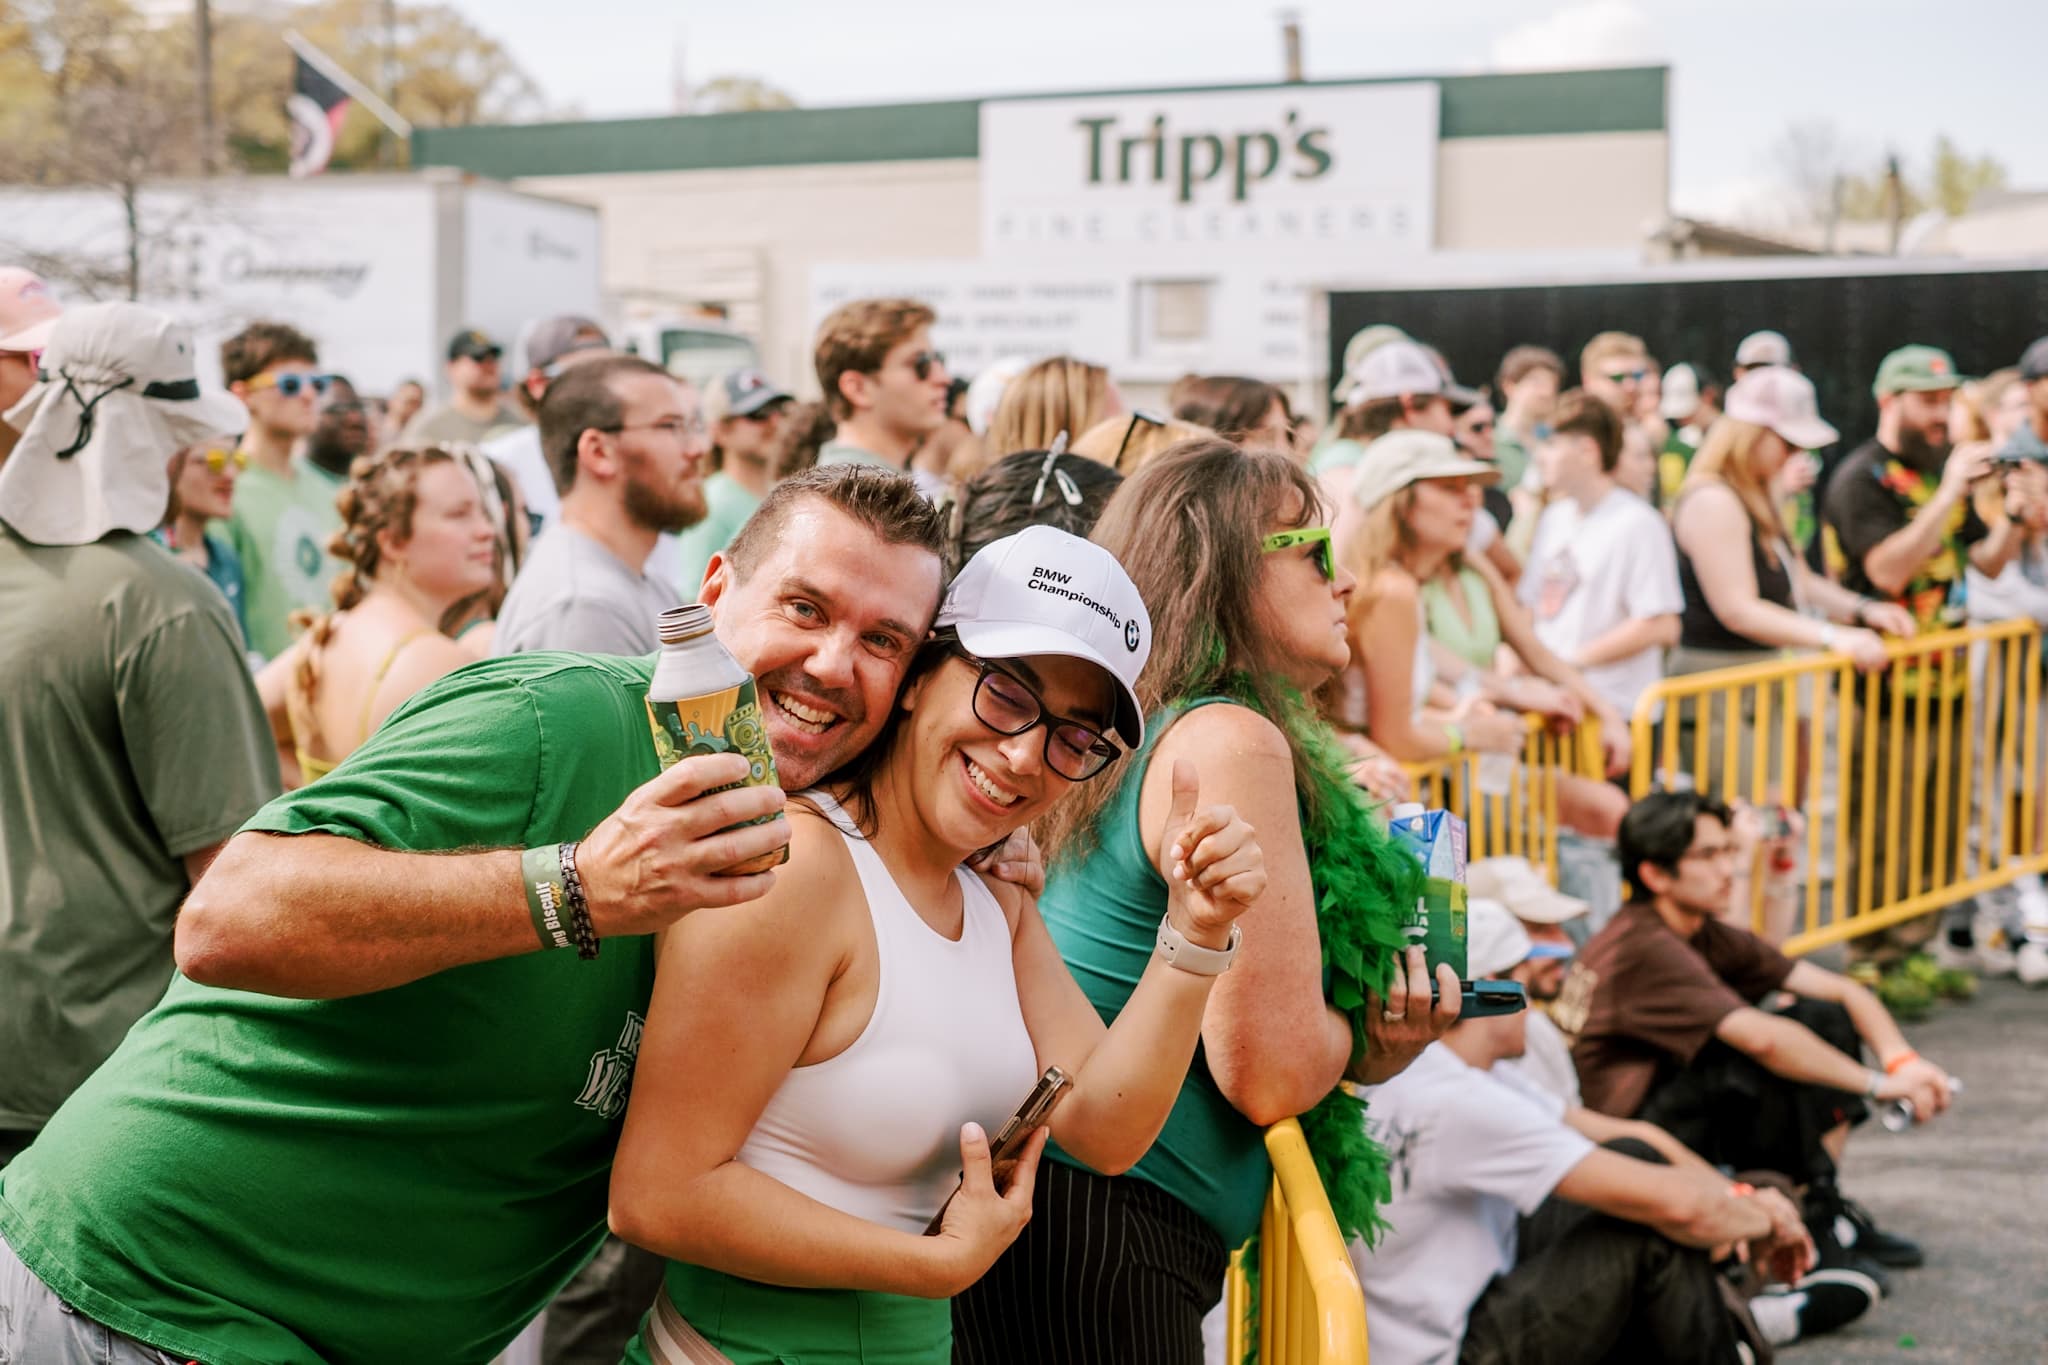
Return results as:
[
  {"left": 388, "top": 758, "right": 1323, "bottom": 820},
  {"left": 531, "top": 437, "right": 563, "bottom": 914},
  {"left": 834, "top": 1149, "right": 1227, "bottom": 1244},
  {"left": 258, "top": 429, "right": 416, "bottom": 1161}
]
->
[
  {"left": 493, "top": 356, "right": 706, "bottom": 656},
  {"left": 1822, "top": 345, "right": 2047, "bottom": 980},
  {"left": 0, "top": 463, "right": 975, "bottom": 1365},
  {"left": 304, "top": 374, "right": 373, "bottom": 490}
]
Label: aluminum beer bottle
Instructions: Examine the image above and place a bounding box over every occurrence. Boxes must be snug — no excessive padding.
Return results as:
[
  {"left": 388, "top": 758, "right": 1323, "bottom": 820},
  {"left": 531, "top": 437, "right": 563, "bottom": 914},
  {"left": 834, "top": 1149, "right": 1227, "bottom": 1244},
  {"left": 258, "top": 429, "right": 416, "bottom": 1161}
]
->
[{"left": 645, "top": 604, "right": 788, "bottom": 873}]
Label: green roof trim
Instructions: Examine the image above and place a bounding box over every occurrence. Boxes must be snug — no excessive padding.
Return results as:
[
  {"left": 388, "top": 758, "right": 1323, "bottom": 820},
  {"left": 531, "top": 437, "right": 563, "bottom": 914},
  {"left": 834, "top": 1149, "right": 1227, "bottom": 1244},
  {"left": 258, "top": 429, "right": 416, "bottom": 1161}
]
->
[{"left": 414, "top": 67, "right": 1666, "bottom": 181}]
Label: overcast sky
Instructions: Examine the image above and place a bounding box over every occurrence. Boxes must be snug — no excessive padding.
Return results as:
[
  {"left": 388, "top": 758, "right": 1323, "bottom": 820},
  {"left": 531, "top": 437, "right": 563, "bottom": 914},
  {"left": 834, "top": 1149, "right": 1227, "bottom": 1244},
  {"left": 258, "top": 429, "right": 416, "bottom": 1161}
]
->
[{"left": 450, "top": 0, "right": 2047, "bottom": 222}]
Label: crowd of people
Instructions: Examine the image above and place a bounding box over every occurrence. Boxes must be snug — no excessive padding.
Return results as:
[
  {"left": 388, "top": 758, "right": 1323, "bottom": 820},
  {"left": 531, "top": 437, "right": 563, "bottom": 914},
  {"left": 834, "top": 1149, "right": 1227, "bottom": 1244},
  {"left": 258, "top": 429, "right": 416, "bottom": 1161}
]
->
[{"left": 1, "top": 261, "right": 2040, "bottom": 1365}]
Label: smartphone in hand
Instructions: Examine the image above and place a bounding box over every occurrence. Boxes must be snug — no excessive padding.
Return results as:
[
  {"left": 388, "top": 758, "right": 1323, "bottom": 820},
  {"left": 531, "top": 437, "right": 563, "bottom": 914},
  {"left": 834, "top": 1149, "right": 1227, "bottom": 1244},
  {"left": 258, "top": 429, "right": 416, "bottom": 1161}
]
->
[{"left": 924, "top": 1066, "right": 1072, "bottom": 1235}]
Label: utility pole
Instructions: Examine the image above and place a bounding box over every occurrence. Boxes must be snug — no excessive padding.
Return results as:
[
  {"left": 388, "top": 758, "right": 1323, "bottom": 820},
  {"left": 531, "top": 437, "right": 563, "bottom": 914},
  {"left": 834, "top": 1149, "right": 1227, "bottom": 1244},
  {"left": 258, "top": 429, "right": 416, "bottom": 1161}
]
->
[
  {"left": 195, "top": 0, "right": 215, "bottom": 174},
  {"left": 1279, "top": 10, "right": 1304, "bottom": 83}
]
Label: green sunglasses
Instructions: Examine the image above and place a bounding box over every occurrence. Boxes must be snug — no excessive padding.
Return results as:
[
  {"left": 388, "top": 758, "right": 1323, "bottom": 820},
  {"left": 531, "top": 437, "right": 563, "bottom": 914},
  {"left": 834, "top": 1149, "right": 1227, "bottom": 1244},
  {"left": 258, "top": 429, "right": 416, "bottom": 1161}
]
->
[{"left": 1261, "top": 526, "right": 1334, "bottom": 581}]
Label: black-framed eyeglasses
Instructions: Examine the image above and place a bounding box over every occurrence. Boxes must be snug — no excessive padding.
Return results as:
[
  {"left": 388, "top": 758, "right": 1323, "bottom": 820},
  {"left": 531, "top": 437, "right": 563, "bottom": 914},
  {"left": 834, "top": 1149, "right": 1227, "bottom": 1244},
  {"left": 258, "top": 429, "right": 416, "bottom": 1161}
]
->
[
  {"left": 1114, "top": 409, "right": 1168, "bottom": 468},
  {"left": 910, "top": 349, "right": 947, "bottom": 382},
  {"left": 602, "top": 416, "right": 708, "bottom": 443},
  {"left": 956, "top": 649, "right": 1121, "bottom": 782},
  {"left": 1261, "top": 526, "right": 1335, "bottom": 582}
]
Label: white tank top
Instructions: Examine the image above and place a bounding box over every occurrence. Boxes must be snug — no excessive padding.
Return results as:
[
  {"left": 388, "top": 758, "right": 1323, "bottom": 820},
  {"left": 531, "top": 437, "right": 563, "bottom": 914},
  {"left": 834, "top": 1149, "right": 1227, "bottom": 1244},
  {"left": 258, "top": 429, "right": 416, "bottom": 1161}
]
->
[{"left": 733, "top": 792, "right": 1041, "bottom": 1235}]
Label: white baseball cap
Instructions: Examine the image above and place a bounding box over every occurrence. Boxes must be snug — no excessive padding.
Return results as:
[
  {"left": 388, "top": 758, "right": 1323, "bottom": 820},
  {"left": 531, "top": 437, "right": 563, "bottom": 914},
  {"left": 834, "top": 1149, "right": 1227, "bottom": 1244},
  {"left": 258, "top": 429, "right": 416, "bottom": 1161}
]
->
[
  {"left": 1724, "top": 365, "right": 1838, "bottom": 451},
  {"left": 1345, "top": 340, "right": 1448, "bottom": 406},
  {"left": 936, "top": 524, "right": 1151, "bottom": 747},
  {"left": 1659, "top": 363, "right": 1702, "bottom": 421},
  {"left": 1467, "top": 898, "right": 1535, "bottom": 979},
  {"left": 1734, "top": 330, "right": 1792, "bottom": 369},
  {"left": 0, "top": 267, "right": 60, "bottom": 354}
]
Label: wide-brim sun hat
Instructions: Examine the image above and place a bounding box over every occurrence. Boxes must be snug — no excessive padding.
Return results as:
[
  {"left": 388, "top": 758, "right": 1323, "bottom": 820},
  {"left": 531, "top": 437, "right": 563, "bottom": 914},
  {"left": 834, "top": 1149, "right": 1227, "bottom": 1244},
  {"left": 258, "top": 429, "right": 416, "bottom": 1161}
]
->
[
  {"left": 1348, "top": 428, "right": 1500, "bottom": 515},
  {"left": 0, "top": 300, "right": 247, "bottom": 546},
  {"left": 936, "top": 524, "right": 1152, "bottom": 748}
]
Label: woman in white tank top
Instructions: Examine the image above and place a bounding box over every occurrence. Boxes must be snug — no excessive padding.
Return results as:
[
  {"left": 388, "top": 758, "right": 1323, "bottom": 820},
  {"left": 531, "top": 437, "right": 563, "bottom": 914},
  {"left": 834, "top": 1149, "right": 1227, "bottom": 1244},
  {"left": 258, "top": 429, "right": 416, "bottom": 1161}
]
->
[{"left": 609, "top": 528, "right": 1268, "bottom": 1365}]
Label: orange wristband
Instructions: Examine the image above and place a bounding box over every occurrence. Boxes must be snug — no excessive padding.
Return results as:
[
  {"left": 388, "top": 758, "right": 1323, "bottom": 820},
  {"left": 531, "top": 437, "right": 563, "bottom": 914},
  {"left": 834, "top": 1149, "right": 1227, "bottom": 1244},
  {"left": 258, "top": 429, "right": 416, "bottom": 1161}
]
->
[
  {"left": 1729, "top": 1182, "right": 1756, "bottom": 1199},
  {"left": 1883, "top": 1050, "right": 1920, "bottom": 1076}
]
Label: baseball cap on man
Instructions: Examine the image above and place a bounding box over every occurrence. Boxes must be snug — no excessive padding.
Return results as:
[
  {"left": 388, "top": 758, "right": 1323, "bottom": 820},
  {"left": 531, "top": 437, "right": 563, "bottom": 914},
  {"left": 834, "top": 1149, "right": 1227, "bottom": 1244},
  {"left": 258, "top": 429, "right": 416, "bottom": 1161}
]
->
[
  {"left": 1724, "top": 366, "right": 1839, "bottom": 450},
  {"left": 520, "top": 315, "right": 608, "bottom": 376},
  {"left": 1349, "top": 428, "right": 1500, "bottom": 515},
  {"left": 1346, "top": 340, "right": 1450, "bottom": 407},
  {"left": 1332, "top": 324, "right": 1412, "bottom": 401},
  {"left": 2017, "top": 336, "right": 2048, "bottom": 382},
  {"left": 447, "top": 328, "right": 504, "bottom": 362},
  {"left": 1467, "top": 898, "right": 1535, "bottom": 980},
  {"left": 1467, "top": 856, "right": 1589, "bottom": 925},
  {"left": 936, "top": 524, "right": 1151, "bottom": 748},
  {"left": 1873, "top": 344, "right": 1966, "bottom": 398},
  {"left": 1734, "top": 330, "right": 1793, "bottom": 369},
  {"left": 0, "top": 268, "right": 60, "bottom": 354},
  {"left": 1659, "top": 363, "right": 1702, "bottom": 421},
  {"left": 0, "top": 301, "right": 247, "bottom": 545},
  {"left": 702, "top": 368, "right": 794, "bottom": 425}
]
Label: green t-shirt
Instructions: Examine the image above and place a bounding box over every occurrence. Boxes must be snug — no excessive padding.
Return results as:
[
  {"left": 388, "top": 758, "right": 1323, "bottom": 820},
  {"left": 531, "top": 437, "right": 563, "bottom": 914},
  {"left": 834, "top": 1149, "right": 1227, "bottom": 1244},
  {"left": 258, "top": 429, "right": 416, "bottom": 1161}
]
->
[
  {"left": 0, "top": 653, "right": 665, "bottom": 1365},
  {"left": 0, "top": 527, "right": 278, "bottom": 1132},
  {"left": 1040, "top": 699, "right": 1271, "bottom": 1249},
  {"left": 1495, "top": 425, "right": 1533, "bottom": 493},
  {"left": 218, "top": 457, "right": 345, "bottom": 661},
  {"left": 671, "top": 470, "right": 762, "bottom": 596}
]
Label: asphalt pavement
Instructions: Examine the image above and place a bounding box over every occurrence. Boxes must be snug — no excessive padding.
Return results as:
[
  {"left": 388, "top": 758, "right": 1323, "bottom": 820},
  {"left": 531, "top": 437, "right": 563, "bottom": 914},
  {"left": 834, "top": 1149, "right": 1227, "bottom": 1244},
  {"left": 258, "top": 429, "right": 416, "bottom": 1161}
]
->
[{"left": 1789, "top": 974, "right": 2047, "bottom": 1363}]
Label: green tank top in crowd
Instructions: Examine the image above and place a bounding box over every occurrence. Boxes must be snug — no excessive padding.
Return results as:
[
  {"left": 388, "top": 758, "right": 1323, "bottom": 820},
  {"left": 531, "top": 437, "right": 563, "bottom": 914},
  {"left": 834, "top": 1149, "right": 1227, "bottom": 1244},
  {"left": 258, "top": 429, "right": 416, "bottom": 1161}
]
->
[
  {"left": 1419, "top": 564, "right": 1503, "bottom": 672},
  {"left": 1040, "top": 697, "right": 1271, "bottom": 1249},
  {"left": 0, "top": 653, "right": 666, "bottom": 1365}
]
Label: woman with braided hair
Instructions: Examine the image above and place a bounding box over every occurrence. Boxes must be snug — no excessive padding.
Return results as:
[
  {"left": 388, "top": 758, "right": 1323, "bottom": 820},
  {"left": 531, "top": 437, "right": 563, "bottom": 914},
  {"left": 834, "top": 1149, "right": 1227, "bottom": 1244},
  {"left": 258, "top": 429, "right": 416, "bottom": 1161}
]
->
[{"left": 254, "top": 444, "right": 499, "bottom": 786}]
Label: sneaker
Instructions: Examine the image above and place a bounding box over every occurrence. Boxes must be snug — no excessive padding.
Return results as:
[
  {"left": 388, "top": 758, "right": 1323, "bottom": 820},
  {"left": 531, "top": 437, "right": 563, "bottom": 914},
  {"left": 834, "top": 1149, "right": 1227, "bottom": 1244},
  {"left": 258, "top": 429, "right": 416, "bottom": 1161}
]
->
[
  {"left": 1934, "top": 926, "right": 2015, "bottom": 978},
  {"left": 2018, "top": 939, "right": 2048, "bottom": 987},
  {"left": 1748, "top": 1268, "right": 1883, "bottom": 1342},
  {"left": 1972, "top": 911, "right": 2018, "bottom": 976},
  {"left": 1810, "top": 1184, "right": 1924, "bottom": 1269}
]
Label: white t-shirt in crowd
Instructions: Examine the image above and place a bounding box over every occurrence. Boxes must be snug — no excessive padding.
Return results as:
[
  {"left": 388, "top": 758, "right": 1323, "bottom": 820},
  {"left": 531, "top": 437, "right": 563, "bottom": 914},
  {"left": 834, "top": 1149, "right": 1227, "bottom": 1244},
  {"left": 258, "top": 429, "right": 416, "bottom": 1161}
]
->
[
  {"left": 1517, "top": 487, "right": 1681, "bottom": 718},
  {"left": 1496, "top": 1007, "right": 1582, "bottom": 1109},
  {"left": 1350, "top": 1044, "right": 1593, "bottom": 1365}
]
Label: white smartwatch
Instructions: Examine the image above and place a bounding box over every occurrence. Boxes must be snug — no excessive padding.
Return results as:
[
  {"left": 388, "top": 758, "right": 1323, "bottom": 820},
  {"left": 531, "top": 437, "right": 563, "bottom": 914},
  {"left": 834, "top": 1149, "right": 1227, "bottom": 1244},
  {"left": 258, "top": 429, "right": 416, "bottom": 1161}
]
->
[{"left": 1156, "top": 913, "right": 1240, "bottom": 976}]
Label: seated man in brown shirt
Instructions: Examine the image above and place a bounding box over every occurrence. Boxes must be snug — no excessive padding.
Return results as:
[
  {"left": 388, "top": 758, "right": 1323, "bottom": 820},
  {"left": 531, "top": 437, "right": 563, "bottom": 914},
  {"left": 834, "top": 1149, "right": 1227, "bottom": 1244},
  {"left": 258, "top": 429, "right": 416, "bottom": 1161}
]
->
[{"left": 1554, "top": 790, "right": 1955, "bottom": 1279}]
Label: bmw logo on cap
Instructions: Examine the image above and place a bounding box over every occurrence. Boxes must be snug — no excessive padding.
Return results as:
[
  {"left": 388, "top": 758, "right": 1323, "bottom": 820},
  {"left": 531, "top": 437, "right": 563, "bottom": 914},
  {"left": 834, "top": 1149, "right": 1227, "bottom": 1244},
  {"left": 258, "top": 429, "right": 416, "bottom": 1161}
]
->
[{"left": 1124, "top": 618, "right": 1141, "bottom": 652}]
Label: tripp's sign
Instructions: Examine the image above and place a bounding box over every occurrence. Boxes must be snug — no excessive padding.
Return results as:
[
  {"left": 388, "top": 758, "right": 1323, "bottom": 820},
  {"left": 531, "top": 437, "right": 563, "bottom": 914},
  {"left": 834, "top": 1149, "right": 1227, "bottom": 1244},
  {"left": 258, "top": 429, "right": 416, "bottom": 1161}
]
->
[{"left": 980, "top": 82, "right": 1438, "bottom": 261}]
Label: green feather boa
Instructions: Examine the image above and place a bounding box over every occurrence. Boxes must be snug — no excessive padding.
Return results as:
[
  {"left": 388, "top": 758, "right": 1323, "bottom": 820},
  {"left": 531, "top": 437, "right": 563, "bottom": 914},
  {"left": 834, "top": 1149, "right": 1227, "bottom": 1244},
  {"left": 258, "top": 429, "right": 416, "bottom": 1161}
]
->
[{"left": 1198, "top": 680, "right": 1422, "bottom": 1359}]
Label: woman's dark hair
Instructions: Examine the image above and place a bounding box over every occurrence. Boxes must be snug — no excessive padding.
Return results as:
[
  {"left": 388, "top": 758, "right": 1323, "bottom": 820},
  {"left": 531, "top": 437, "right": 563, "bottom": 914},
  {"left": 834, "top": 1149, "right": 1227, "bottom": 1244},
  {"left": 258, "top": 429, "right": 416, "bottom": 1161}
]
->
[
  {"left": 1168, "top": 374, "right": 1291, "bottom": 444},
  {"left": 1617, "top": 789, "right": 1733, "bottom": 892},
  {"left": 948, "top": 447, "right": 1123, "bottom": 574}
]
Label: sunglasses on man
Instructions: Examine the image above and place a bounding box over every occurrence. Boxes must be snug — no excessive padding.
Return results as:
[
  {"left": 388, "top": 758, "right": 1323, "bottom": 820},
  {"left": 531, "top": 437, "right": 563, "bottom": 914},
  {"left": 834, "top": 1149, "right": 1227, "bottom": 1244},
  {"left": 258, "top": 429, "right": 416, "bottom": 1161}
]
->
[
  {"left": 246, "top": 371, "right": 335, "bottom": 399},
  {"left": 909, "top": 350, "right": 946, "bottom": 382}
]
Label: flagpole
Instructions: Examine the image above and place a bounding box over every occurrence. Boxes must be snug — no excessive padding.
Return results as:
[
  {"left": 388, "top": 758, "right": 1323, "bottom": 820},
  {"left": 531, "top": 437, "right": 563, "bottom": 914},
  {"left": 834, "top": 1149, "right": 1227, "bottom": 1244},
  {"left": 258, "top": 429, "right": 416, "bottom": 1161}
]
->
[{"left": 283, "top": 30, "right": 413, "bottom": 139}]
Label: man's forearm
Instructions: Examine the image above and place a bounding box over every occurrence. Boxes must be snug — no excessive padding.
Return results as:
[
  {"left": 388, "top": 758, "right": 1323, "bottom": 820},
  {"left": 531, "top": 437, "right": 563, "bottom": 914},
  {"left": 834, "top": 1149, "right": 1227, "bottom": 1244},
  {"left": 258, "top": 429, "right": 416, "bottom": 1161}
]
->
[
  {"left": 1969, "top": 517, "right": 2024, "bottom": 580},
  {"left": 175, "top": 832, "right": 537, "bottom": 1000},
  {"left": 1754, "top": 1015, "right": 1872, "bottom": 1094},
  {"left": 1862, "top": 491, "right": 1965, "bottom": 596},
  {"left": 1839, "top": 980, "right": 1913, "bottom": 1067}
]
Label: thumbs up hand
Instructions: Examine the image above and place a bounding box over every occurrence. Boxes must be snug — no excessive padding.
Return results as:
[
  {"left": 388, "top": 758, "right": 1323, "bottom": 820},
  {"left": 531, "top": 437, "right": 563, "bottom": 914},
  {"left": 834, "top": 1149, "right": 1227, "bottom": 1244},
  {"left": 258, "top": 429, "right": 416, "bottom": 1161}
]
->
[{"left": 1160, "top": 759, "right": 1266, "bottom": 944}]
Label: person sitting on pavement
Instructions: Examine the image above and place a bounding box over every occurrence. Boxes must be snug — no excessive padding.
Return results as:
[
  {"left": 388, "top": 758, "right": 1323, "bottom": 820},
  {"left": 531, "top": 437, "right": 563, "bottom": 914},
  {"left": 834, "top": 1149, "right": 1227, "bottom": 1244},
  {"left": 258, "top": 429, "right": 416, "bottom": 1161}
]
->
[
  {"left": 1554, "top": 789, "right": 1956, "bottom": 1282},
  {"left": 1350, "top": 898, "right": 1849, "bottom": 1365},
  {"left": 0, "top": 467, "right": 972, "bottom": 1365},
  {"left": 1468, "top": 857, "right": 1589, "bottom": 1108}
]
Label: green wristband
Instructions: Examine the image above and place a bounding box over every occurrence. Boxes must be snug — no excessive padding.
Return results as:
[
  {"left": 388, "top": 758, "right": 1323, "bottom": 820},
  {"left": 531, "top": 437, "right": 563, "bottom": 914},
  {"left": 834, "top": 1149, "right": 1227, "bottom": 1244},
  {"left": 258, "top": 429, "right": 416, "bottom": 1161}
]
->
[{"left": 522, "top": 845, "right": 574, "bottom": 952}]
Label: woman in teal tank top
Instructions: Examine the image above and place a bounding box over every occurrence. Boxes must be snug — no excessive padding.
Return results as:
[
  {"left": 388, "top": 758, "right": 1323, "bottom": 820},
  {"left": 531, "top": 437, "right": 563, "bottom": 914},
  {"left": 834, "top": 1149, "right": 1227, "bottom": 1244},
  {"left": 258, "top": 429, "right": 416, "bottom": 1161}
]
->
[
  {"left": 608, "top": 528, "right": 1270, "bottom": 1365},
  {"left": 954, "top": 440, "right": 1457, "bottom": 1364}
]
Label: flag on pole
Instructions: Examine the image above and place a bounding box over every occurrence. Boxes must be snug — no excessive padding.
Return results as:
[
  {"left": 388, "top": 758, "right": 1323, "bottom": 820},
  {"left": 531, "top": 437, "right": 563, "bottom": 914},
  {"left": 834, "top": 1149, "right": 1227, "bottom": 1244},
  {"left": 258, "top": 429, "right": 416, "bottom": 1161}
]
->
[{"left": 287, "top": 51, "right": 352, "bottom": 177}]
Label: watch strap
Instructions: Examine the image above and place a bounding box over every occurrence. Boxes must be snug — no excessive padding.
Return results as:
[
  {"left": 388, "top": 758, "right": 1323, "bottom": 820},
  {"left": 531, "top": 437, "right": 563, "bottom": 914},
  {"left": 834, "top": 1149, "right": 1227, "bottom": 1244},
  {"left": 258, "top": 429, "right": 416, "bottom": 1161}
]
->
[{"left": 1156, "top": 914, "right": 1240, "bottom": 976}]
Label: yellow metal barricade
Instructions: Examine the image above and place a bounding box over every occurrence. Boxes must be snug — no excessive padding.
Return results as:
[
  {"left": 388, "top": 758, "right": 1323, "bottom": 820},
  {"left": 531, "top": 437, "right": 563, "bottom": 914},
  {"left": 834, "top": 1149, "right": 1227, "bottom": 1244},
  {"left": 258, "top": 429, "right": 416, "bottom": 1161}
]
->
[
  {"left": 1224, "top": 1119, "right": 1369, "bottom": 1365},
  {"left": 1628, "top": 620, "right": 2048, "bottom": 955},
  {"left": 1400, "top": 713, "right": 1603, "bottom": 879}
]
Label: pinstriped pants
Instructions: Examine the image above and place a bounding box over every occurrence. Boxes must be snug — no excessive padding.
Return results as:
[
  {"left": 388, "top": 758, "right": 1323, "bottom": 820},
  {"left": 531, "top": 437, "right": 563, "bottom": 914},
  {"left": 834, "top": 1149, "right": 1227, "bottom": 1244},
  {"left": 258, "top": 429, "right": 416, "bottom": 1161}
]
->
[{"left": 952, "top": 1162, "right": 1225, "bottom": 1365}]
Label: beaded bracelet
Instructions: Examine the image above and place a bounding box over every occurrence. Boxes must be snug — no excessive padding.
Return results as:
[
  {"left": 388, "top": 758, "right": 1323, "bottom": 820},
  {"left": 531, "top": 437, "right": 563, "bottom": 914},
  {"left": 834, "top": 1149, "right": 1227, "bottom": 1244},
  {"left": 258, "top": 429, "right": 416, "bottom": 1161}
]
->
[{"left": 559, "top": 841, "right": 600, "bottom": 960}]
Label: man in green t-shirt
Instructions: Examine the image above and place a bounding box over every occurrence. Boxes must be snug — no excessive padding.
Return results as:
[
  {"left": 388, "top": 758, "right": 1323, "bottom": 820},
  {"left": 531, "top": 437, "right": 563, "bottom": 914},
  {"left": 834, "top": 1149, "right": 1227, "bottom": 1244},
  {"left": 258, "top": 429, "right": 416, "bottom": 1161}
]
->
[
  {"left": 0, "top": 465, "right": 966, "bottom": 1365},
  {"left": 672, "top": 367, "right": 791, "bottom": 595},
  {"left": 217, "top": 321, "right": 346, "bottom": 661}
]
